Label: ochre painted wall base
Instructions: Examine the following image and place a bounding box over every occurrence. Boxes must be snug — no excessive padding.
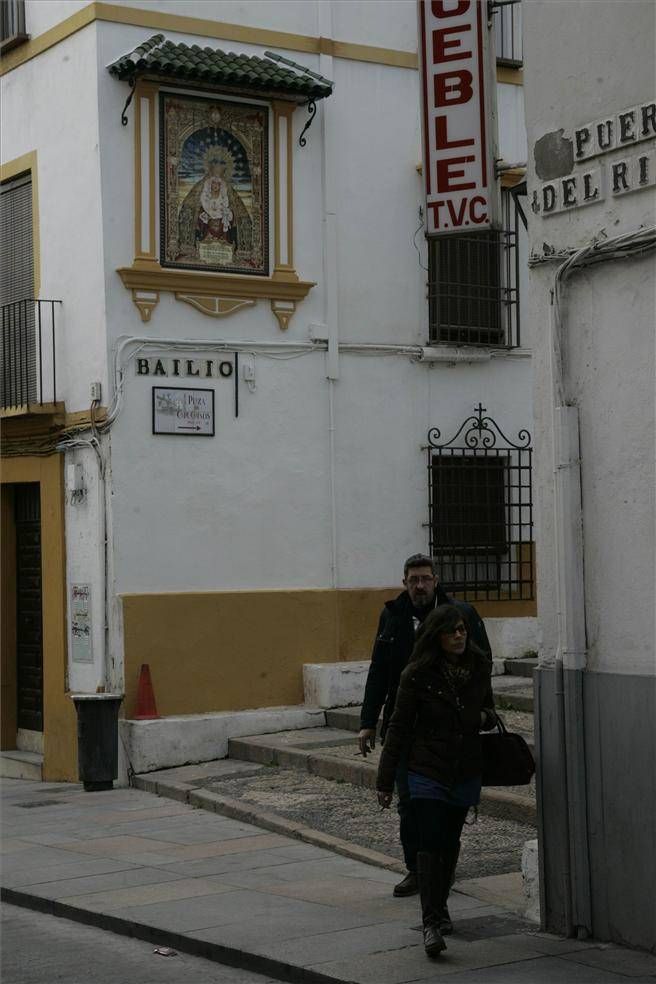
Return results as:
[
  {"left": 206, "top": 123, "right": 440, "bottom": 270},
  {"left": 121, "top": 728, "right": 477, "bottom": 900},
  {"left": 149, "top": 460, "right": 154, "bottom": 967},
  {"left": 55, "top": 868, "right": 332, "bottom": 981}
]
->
[{"left": 121, "top": 588, "right": 537, "bottom": 718}]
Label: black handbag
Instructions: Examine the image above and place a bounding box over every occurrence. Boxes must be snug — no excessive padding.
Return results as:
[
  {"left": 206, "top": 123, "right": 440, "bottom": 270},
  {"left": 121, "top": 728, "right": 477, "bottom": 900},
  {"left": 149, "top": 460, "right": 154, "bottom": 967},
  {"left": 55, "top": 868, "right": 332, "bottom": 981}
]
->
[{"left": 481, "top": 716, "right": 535, "bottom": 786}]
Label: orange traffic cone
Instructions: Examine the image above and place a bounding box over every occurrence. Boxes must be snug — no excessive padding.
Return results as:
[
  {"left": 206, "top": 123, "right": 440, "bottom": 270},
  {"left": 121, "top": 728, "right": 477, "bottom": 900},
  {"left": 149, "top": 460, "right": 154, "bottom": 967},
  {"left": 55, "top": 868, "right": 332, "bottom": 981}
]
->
[{"left": 133, "top": 663, "right": 160, "bottom": 720}]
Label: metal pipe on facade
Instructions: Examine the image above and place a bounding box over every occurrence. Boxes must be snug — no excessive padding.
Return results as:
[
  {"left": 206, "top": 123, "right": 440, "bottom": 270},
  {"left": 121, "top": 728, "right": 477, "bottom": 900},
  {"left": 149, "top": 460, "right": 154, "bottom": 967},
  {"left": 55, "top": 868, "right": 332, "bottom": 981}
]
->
[
  {"left": 546, "top": 250, "right": 594, "bottom": 939},
  {"left": 318, "top": 0, "right": 340, "bottom": 592}
]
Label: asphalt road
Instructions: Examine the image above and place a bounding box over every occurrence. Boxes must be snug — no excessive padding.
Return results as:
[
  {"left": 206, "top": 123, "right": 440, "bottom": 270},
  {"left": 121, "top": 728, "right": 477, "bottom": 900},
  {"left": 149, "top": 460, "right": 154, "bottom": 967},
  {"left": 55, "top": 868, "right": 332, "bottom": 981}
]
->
[{"left": 0, "top": 902, "right": 281, "bottom": 984}]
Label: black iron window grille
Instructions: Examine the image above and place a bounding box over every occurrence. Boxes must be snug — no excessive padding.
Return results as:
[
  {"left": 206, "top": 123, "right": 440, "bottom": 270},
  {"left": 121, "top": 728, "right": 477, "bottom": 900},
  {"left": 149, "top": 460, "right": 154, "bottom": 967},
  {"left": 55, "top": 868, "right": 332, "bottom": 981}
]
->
[
  {"left": 428, "top": 189, "right": 521, "bottom": 348},
  {"left": 424, "top": 404, "right": 534, "bottom": 601},
  {"left": 494, "top": 0, "right": 523, "bottom": 67},
  {"left": 1, "top": 0, "right": 28, "bottom": 53},
  {"left": 1, "top": 299, "right": 61, "bottom": 410}
]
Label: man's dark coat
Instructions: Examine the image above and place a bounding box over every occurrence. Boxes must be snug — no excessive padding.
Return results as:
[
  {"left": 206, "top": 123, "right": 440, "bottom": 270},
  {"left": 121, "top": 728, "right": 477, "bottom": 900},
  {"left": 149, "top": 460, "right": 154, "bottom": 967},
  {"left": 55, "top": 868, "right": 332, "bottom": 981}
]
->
[{"left": 359, "top": 587, "right": 492, "bottom": 740}]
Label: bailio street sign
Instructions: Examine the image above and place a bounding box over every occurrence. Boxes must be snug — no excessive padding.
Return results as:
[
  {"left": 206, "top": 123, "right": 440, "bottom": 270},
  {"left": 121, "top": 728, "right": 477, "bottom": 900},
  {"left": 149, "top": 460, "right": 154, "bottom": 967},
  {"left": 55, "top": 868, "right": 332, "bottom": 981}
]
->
[{"left": 418, "top": 0, "right": 499, "bottom": 236}]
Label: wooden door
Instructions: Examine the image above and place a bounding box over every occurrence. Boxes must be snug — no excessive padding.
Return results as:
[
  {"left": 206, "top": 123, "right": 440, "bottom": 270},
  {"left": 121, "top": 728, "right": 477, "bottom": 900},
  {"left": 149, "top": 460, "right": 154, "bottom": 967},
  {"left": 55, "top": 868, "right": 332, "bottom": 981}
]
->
[{"left": 14, "top": 483, "right": 43, "bottom": 732}]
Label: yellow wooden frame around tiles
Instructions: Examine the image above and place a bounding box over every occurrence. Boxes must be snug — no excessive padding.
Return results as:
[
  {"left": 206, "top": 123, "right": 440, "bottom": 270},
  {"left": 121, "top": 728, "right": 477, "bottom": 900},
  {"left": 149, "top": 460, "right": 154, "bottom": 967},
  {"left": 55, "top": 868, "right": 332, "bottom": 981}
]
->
[{"left": 118, "top": 81, "right": 314, "bottom": 330}]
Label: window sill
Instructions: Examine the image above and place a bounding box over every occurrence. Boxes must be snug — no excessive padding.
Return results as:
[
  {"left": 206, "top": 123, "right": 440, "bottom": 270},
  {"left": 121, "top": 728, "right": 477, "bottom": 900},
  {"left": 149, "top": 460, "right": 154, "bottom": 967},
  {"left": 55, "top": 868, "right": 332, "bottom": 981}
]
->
[
  {"left": 0, "top": 33, "right": 30, "bottom": 55},
  {"left": 418, "top": 346, "right": 531, "bottom": 364}
]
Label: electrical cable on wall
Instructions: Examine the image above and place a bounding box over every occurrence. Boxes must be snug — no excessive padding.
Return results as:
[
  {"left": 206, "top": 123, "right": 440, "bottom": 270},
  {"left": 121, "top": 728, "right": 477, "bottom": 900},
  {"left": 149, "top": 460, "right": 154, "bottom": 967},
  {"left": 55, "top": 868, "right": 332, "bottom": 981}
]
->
[
  {"left": 413, "top": 205, "right": 428, "bottom": 272},
  {"left": 549, "top": 226, "right": 656, "bottom": 406}
]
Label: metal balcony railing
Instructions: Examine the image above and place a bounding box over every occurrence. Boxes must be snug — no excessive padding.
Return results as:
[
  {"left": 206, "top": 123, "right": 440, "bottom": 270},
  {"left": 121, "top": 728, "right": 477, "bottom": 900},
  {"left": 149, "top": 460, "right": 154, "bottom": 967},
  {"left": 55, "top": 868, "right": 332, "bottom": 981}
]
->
[{"left": 1, "top": 299, "right": 62, "bottom": 411}]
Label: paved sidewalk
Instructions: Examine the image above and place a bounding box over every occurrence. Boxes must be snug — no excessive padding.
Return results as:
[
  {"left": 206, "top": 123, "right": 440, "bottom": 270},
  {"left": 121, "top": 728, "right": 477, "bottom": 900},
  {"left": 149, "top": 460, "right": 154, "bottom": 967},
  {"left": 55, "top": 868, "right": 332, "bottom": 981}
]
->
[{"left": 2, "top": 778, "right": 655, "bottom": 984}]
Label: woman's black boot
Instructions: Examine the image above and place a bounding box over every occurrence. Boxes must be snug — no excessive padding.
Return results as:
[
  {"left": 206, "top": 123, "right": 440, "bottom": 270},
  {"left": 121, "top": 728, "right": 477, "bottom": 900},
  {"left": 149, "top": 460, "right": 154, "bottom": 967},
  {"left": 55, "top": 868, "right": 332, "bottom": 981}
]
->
[
  {"left": 438, "top": 840, "right": 461, "bottom": 935},
  {"left": 417, "top": 852, "right": 447, "bottom": 957}
]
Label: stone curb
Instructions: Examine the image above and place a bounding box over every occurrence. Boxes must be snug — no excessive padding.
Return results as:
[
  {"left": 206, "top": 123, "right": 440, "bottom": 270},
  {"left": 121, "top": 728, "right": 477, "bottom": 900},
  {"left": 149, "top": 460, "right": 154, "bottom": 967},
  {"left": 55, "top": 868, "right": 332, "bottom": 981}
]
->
[
  {"left": 132, "top": 773, "right": 406, "bottom": 874},
  {"left": 0, "top": 886, "right": 343, "bottom": 984},
  {"left": 479, "top": 788, "right": 536, "bottom": 825},
  {"left": 224, "top": 740, "right": 536, "bottom": 826}
]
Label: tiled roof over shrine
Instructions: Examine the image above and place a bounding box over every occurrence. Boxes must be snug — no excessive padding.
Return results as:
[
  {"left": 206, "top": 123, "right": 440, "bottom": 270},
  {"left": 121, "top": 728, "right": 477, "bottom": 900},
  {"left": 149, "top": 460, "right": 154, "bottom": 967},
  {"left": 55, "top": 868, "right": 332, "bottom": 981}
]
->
[{"left": 108, "top": 34, "right": 333, "bottom": 101}]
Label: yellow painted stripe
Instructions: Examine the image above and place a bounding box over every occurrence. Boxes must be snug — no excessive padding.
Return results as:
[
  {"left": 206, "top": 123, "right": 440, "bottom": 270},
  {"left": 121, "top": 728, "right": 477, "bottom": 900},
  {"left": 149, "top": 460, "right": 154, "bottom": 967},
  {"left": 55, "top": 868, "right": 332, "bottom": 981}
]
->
[
  {"left": 0, "top": 2, "right": 97, "bottom": 76},
  {"left": 0, "top": 1, "right": 419, "bottom": 76},
  {"left": 0, "top": 2, "right": 519, "bottom": 82}
]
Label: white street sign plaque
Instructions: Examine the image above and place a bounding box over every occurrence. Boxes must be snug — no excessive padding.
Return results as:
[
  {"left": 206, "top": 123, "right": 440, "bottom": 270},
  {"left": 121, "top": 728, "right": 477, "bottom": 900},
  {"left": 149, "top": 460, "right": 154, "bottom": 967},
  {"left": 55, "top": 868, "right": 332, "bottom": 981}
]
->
[{"left": 152, "top": 386, "right": 215, "bottom": 436}]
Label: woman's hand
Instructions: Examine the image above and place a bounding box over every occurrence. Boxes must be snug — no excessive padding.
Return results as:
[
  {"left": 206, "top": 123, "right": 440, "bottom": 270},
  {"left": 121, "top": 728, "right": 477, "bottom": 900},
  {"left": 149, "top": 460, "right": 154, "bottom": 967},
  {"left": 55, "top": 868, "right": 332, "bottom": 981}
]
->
[{"left": 377, "top": 790, "right": 393, "bottom": 809}]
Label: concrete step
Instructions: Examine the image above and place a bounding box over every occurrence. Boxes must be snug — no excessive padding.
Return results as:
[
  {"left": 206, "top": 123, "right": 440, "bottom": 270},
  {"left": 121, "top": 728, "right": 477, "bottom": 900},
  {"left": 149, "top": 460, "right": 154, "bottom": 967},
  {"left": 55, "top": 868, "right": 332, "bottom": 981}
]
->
[
  {"left": 493, "top": 688, "right": 534, "bottom": 713},
  {"left": 325, "top": 706, "right": 364, "bottom": 733},
  {"left": 228, "top": 728, "right": 536, "bottom": 826},
  {"left": 327, "top": 685, "right": 535, "bottom": 728},
  {"left": 0, "top": 750, "right": 43, "bottom": 781},
  {"left": 503, "top": 657, "right": 538, "bottom": 678}
]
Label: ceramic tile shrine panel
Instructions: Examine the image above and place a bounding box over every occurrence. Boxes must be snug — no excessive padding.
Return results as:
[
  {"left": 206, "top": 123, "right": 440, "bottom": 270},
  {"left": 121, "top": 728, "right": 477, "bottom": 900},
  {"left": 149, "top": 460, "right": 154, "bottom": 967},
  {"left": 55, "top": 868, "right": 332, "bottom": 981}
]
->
[{"left": 160, "top": 93, "right": 269, "bottom": 276}]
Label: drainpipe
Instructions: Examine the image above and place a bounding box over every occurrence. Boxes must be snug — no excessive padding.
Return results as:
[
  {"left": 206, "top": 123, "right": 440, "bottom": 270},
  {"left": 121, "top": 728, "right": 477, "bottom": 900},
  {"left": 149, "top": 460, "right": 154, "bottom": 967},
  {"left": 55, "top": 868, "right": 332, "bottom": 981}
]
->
[
  {"left": 318, "top": 0, "right": 339, "bottom": 593},
  {"left": 548, "top": 276, "right": 592, "bottom": 938}
]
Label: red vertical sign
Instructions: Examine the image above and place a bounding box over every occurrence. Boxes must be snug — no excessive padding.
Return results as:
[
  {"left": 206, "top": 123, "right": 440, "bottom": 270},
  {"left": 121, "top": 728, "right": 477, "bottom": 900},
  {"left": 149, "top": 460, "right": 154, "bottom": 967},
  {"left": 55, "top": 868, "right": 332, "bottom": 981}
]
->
[{"left": 418, "top": 0, "right": 498, "bottom": 235}]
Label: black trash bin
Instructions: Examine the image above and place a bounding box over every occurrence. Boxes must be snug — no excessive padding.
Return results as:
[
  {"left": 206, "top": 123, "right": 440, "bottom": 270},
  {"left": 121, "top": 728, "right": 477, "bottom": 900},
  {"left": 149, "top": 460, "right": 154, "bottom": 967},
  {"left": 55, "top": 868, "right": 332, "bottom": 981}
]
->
[{"left": 71, "top": 694, "right": 123, "bottom": 791}]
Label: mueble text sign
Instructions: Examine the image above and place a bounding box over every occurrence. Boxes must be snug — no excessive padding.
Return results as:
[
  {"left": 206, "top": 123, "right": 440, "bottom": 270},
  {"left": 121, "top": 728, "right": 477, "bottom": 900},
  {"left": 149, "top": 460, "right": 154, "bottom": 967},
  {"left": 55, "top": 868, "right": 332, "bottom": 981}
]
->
[
  {"left": 418, "top": 0, "right": 498, "bottom": 235},
  {"left": 152, "top": 386, "right": 215, "bottom": 436}
]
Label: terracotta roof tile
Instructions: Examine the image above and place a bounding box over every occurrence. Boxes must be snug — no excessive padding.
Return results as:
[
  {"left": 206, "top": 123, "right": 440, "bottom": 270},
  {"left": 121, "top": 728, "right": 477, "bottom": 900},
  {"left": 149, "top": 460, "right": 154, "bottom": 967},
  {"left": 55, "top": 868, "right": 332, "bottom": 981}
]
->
[{"left": 108, "top": 34, "right": 333, "bottom": 100}]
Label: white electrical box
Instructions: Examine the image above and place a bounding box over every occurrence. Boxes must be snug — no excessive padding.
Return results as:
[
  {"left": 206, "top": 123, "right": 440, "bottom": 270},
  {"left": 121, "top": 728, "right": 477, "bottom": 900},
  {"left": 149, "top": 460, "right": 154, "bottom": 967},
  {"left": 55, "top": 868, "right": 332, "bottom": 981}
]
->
[
  {"left": 90, "top": 382, "right": 102, "bottom": 401},
  {"left": 66, "top": 464, "right": 84, "bottom": 494}
]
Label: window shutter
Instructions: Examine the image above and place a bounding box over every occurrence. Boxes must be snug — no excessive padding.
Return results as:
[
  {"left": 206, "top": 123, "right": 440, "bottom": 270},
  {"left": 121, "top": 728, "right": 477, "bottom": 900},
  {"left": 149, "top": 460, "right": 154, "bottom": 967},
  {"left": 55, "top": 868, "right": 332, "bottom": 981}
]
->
[
  {"left": 0, "top": 172, "right": 34, "bottom": 303},
  {"left": 1, "top": 172, "right": 36, "bottom": 405}
]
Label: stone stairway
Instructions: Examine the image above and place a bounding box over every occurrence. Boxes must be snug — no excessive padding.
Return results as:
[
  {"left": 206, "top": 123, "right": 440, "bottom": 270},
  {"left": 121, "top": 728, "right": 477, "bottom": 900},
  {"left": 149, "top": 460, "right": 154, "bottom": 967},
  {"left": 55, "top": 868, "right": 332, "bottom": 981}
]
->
[{"left": 226, "top": 657, "right": 537, "bottom": 826}]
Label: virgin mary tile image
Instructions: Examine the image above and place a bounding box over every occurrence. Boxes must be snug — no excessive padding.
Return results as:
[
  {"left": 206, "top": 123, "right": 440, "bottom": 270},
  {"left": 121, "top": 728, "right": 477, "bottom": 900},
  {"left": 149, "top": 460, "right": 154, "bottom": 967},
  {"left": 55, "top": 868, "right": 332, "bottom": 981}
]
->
[{"left": 160, "top": 94, "right": 268, "bottom": 275}]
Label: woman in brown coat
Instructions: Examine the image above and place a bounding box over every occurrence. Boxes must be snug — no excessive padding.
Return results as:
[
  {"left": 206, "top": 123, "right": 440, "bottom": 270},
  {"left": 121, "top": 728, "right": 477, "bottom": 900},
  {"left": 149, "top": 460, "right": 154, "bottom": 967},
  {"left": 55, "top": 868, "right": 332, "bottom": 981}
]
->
[{"left": 376, "top": 604, "right": 497, "bottom": 958}]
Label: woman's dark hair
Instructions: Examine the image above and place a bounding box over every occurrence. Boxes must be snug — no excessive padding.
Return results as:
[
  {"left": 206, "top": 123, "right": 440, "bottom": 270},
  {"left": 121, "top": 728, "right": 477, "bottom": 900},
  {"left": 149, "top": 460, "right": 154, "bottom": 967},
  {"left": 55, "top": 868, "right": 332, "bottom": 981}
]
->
[{"left": 409, "top": 604, "right": 481, "bottom": 672}]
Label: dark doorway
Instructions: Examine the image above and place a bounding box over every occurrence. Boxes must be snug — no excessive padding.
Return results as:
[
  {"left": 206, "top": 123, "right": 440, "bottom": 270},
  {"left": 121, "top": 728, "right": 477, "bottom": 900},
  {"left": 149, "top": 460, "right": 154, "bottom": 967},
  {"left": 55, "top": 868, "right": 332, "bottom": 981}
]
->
[{"left": 14, "top": 483, "right": 43, "bottom": 732}]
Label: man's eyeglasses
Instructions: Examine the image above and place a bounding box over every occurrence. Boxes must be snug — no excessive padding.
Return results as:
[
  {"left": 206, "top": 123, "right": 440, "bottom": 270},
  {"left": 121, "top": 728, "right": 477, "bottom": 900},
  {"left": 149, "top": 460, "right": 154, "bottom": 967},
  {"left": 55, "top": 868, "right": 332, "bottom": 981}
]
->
[
  {"left": 444, "top": 624, "right": 467, "bottom": 636},
  {"left": 406, "top": 575, "right": 435, "bottom": 585}
]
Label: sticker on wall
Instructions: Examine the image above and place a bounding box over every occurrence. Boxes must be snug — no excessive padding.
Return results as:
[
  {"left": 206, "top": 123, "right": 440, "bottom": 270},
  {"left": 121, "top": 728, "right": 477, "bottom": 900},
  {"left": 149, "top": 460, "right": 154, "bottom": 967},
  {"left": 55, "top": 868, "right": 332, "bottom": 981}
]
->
[
  {"left": 152, "top": 386, "right": 215, "bottom": 436},
  {"left": 71, "top": 584, "right": 93, "bottom": 663}
]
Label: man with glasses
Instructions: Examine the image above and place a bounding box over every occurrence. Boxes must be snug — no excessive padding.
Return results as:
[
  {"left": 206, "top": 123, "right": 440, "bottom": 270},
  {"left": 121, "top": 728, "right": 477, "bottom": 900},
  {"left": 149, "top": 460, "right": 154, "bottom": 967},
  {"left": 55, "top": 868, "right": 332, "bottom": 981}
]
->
[{"left": 358, "top": 554, "right": 491, "bottom": 903}]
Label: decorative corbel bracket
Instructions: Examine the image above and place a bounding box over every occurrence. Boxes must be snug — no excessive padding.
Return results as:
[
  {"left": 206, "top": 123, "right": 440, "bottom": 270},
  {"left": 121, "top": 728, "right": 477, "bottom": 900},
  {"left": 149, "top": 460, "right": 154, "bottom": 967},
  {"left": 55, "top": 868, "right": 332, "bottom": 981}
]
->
[{"left": 119, "top": 266, "right": 314, "bottom": 327}]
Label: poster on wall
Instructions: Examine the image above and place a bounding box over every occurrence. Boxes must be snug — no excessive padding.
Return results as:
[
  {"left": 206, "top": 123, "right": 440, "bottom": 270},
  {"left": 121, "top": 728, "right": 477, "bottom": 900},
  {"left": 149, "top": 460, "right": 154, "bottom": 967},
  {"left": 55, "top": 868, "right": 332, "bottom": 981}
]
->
[
  {"left": 71, "top": 584, "right": 93, "bottom": 663},
  {"left": 160, "top": 93, "right": 269, "bottom": 275}
]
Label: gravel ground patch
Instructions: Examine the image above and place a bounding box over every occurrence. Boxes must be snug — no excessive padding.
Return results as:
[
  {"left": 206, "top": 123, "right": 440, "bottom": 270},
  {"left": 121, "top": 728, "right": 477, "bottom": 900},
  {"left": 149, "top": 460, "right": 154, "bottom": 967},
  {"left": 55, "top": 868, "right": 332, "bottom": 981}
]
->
[
  {"left": 497, "top": 709, "right": 534, "bottom": 735},
  {"left": 289, "top": 741, "right": 535, "bottom": 804},
  {"left": 203, "top": 767, "right": 535, "bottom": 880}
]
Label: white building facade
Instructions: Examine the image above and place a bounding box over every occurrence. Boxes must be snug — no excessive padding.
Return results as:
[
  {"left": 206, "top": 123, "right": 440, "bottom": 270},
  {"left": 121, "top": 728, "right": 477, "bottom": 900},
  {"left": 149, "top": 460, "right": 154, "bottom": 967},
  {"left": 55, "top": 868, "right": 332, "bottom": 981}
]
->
[
  {"left": 1, "top": 1, "right": 535, "bottom": 783},
  {"left": 523, "top": 0, "right": 656, "bottom": 952}
]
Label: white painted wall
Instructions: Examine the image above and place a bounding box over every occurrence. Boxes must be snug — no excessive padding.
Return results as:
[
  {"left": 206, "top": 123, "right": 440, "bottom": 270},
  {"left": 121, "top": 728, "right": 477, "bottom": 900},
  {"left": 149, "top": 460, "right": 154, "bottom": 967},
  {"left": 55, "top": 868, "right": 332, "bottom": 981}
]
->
[
  {"left": 64, "top": 444, "right": 107, "bottom": 693},
  {"left": 4, "top": 1, "right": 536, "bottom": 699},
  {"left": 1, "top": 25, "right": 108, "bottom": 410},
  {"left": 24, "top": 0, "right": 90, "bottom": 38},
  {"left": 523, "top": 0, "right": 656, "bottom": 676}
]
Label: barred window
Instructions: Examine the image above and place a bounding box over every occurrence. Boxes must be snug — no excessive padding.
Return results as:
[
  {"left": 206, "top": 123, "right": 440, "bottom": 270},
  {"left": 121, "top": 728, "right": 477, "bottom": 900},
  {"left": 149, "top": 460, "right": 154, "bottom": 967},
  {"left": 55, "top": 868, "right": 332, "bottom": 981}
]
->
[
  {"left": 428, "top": 190, "right": 521, "bottom": 348},
  {"left": 431, "top": 456, "right": 507, "bottom": 556},
  {"left": 426, "top": 407, "right": 535, "bottom": 601},
  {"left": 494, "top": 0, "right": 522, "bottom": 68}
]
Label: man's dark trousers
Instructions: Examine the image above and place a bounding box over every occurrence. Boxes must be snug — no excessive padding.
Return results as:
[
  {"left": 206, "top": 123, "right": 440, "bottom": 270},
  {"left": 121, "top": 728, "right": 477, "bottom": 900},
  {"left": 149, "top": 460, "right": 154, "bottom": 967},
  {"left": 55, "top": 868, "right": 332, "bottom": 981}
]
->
[{"left": 396, "top": 753, "right": 418, "bottom": 872}]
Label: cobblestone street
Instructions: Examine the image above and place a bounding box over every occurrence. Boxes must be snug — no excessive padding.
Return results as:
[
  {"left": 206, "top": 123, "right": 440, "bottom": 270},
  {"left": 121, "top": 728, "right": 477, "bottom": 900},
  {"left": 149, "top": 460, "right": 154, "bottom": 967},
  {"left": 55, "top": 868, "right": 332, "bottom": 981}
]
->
[{"left": 199, "top": 767, "right": 536, "bottom": 880}]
